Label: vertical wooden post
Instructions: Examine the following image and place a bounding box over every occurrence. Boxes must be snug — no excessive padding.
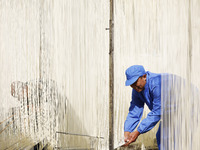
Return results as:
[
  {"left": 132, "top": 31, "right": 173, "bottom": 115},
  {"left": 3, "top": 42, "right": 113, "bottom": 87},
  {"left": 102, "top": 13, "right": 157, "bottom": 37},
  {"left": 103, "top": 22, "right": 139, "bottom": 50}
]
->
[
  {"left": 109, "top": 0, "right": 114, "bottom": 149},
  {"left": 39, "top": 0, "right": 45, "bottom": 79}
]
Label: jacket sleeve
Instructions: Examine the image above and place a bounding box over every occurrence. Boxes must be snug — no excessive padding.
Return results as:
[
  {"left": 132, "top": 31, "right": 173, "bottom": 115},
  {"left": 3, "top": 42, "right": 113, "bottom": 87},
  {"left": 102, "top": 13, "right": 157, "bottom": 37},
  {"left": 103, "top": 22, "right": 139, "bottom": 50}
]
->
[
  {"left": 124, "top": 90, "right": 144, "bottom": 132},
  {"left": 137, "top": 83, "right": 161, "bottom": 134}
]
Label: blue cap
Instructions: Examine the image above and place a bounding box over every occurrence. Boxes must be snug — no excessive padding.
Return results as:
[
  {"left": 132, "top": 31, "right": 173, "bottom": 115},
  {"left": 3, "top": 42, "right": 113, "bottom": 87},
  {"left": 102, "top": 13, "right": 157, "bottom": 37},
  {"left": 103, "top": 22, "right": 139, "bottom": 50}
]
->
[{"left": 125, "top": 65, "right": 146, "bottom": 86}]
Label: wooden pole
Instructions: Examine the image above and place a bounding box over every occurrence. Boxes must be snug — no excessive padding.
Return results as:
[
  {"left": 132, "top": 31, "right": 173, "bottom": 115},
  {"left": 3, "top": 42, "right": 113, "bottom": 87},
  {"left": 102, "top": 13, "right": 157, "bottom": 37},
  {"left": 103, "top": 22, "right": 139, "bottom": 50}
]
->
[
  {"left": 109, "top": 0, "right": 114, "bottom": 149},
  {"left": 39, "top": 0, "right": 45, "bottom": 79}
]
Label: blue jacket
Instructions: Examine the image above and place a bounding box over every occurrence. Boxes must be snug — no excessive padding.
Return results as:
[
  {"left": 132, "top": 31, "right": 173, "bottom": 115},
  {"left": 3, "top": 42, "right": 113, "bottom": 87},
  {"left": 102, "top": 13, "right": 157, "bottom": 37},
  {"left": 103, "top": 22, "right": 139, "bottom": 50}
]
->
[{"left": 124, "top": 71, "right": 161, "bottom": 134}]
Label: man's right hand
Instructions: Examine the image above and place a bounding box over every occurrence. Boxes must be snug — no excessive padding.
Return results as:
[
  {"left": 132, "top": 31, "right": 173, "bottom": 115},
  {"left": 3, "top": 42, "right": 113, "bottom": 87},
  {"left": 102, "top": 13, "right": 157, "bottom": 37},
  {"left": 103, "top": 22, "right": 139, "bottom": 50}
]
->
[{"left": 124, "top": 132, "right": 130, "bottom": 143}]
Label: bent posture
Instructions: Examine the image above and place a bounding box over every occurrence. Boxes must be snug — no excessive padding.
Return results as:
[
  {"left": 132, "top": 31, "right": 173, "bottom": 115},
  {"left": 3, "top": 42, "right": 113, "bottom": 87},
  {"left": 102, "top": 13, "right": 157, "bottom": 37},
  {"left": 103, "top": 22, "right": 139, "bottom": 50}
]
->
[{"left": 124, "top": 65, "right": 161, "bottom": 149}]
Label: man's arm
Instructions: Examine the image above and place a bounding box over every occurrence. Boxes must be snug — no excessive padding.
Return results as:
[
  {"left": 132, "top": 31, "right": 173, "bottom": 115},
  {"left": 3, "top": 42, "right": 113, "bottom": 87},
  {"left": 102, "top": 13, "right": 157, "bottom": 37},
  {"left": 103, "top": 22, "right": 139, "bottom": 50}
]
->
[
  {"left": 137, "top": 83, "right": 161, "bottom": 134},
  {"left": 124, "top": 90, "right": 144, "bottom": 142}
]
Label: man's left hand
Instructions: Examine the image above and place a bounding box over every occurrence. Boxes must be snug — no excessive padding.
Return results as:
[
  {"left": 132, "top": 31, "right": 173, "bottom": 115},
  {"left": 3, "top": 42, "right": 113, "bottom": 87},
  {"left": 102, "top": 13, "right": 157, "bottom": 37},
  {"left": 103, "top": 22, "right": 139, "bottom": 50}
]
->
[{"left": 123, "top": 130, "right": 140, "bottom": 147}]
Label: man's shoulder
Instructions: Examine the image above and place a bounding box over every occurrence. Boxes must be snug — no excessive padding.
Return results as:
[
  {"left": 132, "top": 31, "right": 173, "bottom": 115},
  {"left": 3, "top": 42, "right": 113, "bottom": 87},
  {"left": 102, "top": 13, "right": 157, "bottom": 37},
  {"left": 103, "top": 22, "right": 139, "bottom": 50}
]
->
[
  {"left": 147, "top": 72, "right": 161, "bottom": 81},
  {"left": 147, "top": 72, "right": 161, "bottom": 88}
]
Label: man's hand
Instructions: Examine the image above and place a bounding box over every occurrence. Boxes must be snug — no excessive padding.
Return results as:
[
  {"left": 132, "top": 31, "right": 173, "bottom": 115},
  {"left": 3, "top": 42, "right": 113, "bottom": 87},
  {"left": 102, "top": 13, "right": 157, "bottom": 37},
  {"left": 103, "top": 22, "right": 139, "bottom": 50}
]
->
[
  {"left": 124, "top": 132, "right": 130, "bottom": 143},
  {"left": 123, "top": 130, "right": 140, "bottom": 147}
]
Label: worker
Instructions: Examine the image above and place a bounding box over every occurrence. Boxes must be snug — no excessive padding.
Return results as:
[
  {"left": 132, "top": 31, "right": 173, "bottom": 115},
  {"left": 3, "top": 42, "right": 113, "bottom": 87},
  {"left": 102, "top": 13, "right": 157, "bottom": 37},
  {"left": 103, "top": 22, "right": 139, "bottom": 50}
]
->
[{"left": 123, "top": 65, "right": 161, "bottom": 149}]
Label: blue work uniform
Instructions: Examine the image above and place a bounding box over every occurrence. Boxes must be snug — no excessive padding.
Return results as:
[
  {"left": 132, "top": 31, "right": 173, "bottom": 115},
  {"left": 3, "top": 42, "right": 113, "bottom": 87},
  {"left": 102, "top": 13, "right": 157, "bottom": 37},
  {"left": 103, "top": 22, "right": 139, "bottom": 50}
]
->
[{"left": 124, "top": 71, "right": 161, "bottom": 149}]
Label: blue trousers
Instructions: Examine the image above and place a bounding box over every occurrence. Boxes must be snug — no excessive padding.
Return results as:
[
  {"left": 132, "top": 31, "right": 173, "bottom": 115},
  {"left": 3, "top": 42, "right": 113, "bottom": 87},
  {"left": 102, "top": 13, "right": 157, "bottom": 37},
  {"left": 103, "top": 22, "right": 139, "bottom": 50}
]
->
[{"left": 156, "top": 124, "right": 161, "bottom": 150}]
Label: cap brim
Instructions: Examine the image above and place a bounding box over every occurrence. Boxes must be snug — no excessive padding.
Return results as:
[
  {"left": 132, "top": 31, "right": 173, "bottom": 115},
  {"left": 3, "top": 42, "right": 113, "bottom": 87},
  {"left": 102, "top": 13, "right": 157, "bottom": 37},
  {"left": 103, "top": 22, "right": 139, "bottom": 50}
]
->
[{"left": 125, "top": 76, "right": 139, "bottom": 86}]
